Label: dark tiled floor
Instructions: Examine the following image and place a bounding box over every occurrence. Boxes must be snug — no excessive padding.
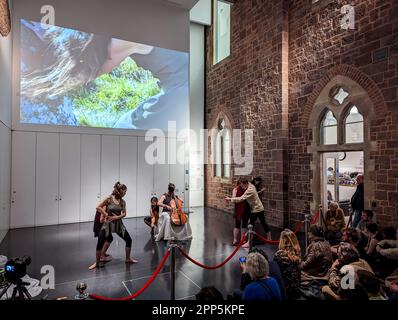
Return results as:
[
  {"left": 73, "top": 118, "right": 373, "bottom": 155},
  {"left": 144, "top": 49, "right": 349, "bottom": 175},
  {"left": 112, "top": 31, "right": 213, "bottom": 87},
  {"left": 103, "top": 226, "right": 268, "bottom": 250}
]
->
[{"left": 0, "top": 207, "right": 288, "bottom": 300}]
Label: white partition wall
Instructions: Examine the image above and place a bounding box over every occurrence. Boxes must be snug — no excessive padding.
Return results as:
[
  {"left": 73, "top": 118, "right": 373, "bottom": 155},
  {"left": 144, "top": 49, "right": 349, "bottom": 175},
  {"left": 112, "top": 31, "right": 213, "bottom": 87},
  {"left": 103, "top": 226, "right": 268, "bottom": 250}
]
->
[
  {"left": 137, "top": 138, "right": 155, "bottom": 217},
  {"left": 11, "top": 132, "right": 36, "bottom": 228},
  {"left": 120, "top": 136, "right": 138, "bottom": 218},
  {"left": 0, "top": 124, "right": 11, "bottom": 240},
  {"left": 153, "top": 138, "right": 170, "bottom": 199},
  {"left": 101, "top": 135, "right": 120, "bottom": 199},
  {"left": 80, "top": 135, "right": 101, "bottom": 222},
  {"left": 10, "top": 132, "right": 187, "bottom": 227},
  {"left": 35, "top": 133, "right": 59, "bottom": 226},
  {"left": 171, "top": 139, "right": 187, "bottom": 203},
  {"left": 59, "top": 134, "right": 81, "bottom": 224}
]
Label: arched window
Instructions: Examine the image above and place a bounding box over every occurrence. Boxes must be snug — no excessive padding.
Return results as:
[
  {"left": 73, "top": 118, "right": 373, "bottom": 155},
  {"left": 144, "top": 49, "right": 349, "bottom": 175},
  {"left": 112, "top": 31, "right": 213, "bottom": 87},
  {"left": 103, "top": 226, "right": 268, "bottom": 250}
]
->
[
  {"left": 321, "top": 110, "right": 337, "bottom": 145},
  {"left": 345, "top": 106, "right": 364, "bottom": 143},
  {"left": 214, "top": 117, "right": 231, "bottom": 178}
]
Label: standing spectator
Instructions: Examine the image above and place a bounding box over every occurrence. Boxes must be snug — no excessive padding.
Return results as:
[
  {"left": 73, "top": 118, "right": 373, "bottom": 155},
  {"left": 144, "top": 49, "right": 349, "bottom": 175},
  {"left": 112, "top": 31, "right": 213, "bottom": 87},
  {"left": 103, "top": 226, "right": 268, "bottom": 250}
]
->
[
  {"left": 350, "top": 174, "right": 364, "bottom": 228},
  {"left": 274, "top": 229, "right": 302, "bottom": 300}
]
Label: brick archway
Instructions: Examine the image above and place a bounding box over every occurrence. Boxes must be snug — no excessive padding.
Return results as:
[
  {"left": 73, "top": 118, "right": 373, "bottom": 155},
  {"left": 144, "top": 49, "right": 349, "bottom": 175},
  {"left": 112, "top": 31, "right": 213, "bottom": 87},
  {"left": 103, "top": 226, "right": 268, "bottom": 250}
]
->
[{"left": 301, "top": 64, "right": 388, "bottom": 127}]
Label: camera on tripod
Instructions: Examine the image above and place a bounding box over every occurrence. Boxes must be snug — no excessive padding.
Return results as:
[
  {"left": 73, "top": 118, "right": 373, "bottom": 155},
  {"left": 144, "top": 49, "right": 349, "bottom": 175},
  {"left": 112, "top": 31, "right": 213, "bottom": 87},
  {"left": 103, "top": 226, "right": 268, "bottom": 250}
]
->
[
  {"left": 0, "top": 256, "right": 32, "bottom": 300},
  {"left": 5, "top": 256, "right": 31, "bottom": 283}
]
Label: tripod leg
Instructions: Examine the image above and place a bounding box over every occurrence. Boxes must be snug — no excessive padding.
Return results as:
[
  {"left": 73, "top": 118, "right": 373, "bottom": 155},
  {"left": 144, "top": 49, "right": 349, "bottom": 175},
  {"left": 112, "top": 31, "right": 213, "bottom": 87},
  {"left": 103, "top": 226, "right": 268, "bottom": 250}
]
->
[
  {"left": 21, "top": 286, "right": 32, "bottom": 300},
  {"left": 11, "top": 287, "right": 19, "bottom": 300},
  {"left": 0, "top": 283, "right": 11, "bottom": 300}
]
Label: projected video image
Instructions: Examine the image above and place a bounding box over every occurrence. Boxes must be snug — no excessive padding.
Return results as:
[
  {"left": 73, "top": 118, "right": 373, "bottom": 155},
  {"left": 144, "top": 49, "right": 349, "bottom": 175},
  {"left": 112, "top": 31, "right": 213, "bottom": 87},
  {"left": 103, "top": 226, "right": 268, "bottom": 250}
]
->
[{"left": 20, "top": 20, "right": 189, "bottom": 130}]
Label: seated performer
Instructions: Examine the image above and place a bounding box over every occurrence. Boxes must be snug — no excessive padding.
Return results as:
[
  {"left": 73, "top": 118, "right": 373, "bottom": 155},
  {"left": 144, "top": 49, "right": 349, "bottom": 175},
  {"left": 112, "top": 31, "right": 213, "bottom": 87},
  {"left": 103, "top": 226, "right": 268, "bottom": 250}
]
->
[
  {"left": 155, "top": 183, "right": 192, "bottom": 241},
  {"left": 144, "top": 197, "right": 160, "bottom": 237}
]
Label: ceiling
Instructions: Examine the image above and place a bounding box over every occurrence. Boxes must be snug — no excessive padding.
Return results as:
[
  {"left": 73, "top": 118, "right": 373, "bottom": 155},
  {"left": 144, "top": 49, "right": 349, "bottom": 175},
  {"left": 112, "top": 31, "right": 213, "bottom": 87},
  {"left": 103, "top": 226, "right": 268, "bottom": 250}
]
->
[{"left": 162, "top": 0, "right": 200, "bottom": 10}]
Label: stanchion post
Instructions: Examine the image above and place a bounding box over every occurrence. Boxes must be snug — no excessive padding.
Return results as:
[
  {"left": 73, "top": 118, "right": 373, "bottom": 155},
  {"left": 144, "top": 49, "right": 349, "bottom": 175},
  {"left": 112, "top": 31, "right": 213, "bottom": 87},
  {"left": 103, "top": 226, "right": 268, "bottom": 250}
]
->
[
  {"left": 248, "top": 224, "right": 253, "bottom": 251},
  {"left": 304, "top": 214, "right": 310, "bottom": 253},
  {"left": 168, "top": 239, "right": 177, "bottom": 301}
]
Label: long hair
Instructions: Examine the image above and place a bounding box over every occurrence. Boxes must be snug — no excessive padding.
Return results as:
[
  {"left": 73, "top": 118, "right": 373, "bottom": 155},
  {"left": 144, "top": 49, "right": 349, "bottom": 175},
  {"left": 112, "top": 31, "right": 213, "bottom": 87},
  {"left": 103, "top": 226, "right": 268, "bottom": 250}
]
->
[
  {"left": 112, "top": 181, "right": 127, "bottom": 200},
  {"left": 151, "top": 196, "right": 159, "bottom": 223},
  {"left": 21, "top": 20, "right": 111, "bottom": 101},
  {"left": 278, "top": 229, "right": 301, "bottom": 263}
]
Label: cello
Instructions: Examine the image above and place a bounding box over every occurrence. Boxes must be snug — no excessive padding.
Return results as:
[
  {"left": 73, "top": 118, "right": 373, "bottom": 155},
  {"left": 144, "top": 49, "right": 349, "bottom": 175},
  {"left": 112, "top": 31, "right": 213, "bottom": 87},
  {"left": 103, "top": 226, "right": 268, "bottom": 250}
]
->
[{"left": 170, "top": 196, "right": 188, "bottom": 226}]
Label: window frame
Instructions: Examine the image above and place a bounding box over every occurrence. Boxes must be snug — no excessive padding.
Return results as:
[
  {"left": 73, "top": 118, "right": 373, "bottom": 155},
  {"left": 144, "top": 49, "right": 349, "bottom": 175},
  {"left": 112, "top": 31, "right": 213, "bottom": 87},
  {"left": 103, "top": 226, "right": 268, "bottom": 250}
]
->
[{"left": 213, "top": 0, "right": 232, "bottom": 65}]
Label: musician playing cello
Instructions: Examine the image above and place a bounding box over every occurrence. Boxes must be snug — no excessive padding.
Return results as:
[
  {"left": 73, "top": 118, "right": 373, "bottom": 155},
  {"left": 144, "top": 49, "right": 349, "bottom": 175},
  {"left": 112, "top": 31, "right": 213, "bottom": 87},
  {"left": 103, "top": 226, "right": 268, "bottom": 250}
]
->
[{"left": 155, "top": 183, "right": 192, "bottom": 241}]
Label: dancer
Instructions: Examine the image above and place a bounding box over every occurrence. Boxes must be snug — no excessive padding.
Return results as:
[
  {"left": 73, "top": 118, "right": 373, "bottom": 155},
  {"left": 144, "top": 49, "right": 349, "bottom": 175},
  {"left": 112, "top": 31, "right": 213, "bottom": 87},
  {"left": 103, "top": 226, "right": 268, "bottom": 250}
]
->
[
  {"left": 232, "top": 178, "right": 251, "bottom": 246},
  {"left": 251, "top": 176, "right": 265, "bottom": 195},
  {"left": 144, "top": 197, "right": 160, "bottom": 237},
  {"left": 226, "top": 178, "right": 271, "bottom": 248},
  {"left": 93, "top": 182, "right": 138, "bottom": 269},
  {"left": 156, "top": 183, "right": 192, "bottom": 241}
]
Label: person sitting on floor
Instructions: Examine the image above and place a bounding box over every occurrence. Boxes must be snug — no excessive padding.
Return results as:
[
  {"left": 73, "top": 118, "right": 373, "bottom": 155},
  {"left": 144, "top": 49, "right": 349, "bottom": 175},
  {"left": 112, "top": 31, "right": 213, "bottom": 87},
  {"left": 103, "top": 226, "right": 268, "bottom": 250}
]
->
[
  {"left": 331, "top": 227, "right": 367, "bottom": 259},
  {"left": 301, "top": 225, "right": 333, "bottom": 279},
  {"left": 143, "top": 197, "right": 159, "bottom": 237},
  {"left": 363, "top": 223, "right": 384, "bottom": 268},
  {"left": 242, "top": 252, "right": 282, "bottom": 301},
  {"left": 356, "top": 269, "right": 388, "bottom": 300},
  {"left": 325, "top": 202, "right": 346, "bottom": 245},
  {"left": 374, "top": 226, "right": 398, "bottom": 278},
  {"left": 231, "top": 248, "right": 286, "bottom": 300},
  {"left": 274, "top": 229, "right": 302, "bottom": 300},
  {"left": 356, "top": 210, "right": 374, "bottom": 233},
  {"left": 385, "top": 269, "right": 398, "bottom": 301},
  {"left": 323, "top": 242, "right": 374, "bottom": 300},
  {"left": 196, "top": 286, "right": 224, "bottom": 301}
]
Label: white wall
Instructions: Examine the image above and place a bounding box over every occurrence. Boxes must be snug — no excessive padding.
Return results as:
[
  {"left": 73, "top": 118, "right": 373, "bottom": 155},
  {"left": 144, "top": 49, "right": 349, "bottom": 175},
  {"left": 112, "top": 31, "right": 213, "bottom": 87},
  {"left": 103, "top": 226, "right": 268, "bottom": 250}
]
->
[
  {"left": 189, "top": 23, "right": 205, "bottom": 207},
  {"left": 190, "top": 0, "right": 211, "bottom": 26},
  {"left": 0, "top": 0, "right": 13, "bottom": 242}
]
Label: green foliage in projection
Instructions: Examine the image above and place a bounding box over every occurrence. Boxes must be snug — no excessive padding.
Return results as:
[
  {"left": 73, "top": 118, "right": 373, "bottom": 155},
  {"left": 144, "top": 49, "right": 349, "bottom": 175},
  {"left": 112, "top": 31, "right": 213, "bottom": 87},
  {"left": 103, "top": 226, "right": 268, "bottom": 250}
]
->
[{"left": 72, "top": 57, "right": 161, "bottom": 127}]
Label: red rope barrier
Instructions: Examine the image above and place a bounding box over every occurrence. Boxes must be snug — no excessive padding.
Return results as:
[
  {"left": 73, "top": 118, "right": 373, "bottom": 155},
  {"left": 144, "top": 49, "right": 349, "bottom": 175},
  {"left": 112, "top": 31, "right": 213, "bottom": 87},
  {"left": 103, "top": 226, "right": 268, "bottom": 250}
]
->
[
  {"left": 253, "top": 231, "right": 280, "bottom": 245},
  {"left": 90, "top": 249, "right": 171, "bottom": 301},
  {"left": 310, "top": 209, "right": 320, "bottom": 225},
  {"left": 178, "top": 235, "right": 247, "bottom": 270}
]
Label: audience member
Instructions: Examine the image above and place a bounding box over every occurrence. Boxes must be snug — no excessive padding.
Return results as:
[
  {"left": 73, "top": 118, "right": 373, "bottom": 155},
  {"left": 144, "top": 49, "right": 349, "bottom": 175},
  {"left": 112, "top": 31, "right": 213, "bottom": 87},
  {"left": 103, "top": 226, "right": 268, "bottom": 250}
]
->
[
  {"left": 242, "top": 252, "right": 282, "bottom": 301},
  {"left": 323, "top": 243, "right": 374, "bottom": 299},
  {"left": 375, "top": 227, "right": 398, "bottom": 278},
  {"left": 196, "top": 286, "right": 224, "bottom": 301},
  {"left": 237, "top": 248, "right": 286, "bottom": 300},
  {"left": 325, "top": 202, "right": 346, "bottom": 245},
  {"left": 301, "top": 225, "right": 333, "bottom": 278},
  {"left": 274, "top": 229, "right": 302, "bottom": 300}
]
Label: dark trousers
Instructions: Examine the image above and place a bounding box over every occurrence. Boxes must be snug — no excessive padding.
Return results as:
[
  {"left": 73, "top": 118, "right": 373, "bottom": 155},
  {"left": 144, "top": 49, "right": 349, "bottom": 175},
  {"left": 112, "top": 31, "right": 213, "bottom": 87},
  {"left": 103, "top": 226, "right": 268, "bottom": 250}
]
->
[
  {"left": 96, "top": 229, "right": 132, "bottom": 251},
  {"left": 249, "top": 211, "right": 270, "bottom": 233}
]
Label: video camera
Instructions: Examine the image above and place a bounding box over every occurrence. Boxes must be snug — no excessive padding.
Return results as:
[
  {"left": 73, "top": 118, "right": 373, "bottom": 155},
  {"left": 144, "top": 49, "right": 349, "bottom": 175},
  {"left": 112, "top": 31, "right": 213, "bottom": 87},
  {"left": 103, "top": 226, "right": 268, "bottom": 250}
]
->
[{"left": 5, "top": 256, "right": 31, "bottom": 283}]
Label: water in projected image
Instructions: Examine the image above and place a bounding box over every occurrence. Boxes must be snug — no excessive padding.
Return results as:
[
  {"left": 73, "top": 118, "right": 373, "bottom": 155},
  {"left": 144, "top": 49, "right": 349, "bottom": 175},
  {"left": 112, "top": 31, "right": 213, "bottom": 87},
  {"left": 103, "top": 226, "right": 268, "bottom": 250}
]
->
[{"left": 20, "top": 19, "right": 189, "bottom": 130}]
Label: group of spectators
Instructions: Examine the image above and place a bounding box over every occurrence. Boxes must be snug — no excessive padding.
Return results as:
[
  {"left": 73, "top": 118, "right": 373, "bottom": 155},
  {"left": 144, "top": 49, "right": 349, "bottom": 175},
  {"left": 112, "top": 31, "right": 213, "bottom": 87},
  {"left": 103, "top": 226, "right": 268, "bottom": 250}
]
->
[{"left": 195, "top": 214, "right": 398, "bottom": 301}]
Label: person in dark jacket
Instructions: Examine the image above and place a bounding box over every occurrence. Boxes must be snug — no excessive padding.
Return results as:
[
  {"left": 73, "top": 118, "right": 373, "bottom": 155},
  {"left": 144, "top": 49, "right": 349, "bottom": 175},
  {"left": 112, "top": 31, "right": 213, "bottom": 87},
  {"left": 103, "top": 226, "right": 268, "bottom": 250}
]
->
[
  {"left": 231, "top": 248, "right": 286, "bottom": 300},
  {"left": 350, "top": 174, "right": 364, "bottom": 228}
]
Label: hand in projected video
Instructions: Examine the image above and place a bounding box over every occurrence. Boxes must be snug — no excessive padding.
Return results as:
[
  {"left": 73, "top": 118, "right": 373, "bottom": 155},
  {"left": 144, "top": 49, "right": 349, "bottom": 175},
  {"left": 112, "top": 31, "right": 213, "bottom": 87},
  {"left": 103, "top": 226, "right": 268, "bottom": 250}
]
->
[{"left": 100, "top": 39, "right": 154, "bottom": 75}]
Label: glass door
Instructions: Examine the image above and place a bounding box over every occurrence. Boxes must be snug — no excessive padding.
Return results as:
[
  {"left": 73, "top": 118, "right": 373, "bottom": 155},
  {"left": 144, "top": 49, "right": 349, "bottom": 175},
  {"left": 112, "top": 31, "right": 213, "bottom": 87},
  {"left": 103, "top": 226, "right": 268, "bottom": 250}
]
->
[{"left": 322, "top": 153, "right": 340, "bottom": 212}]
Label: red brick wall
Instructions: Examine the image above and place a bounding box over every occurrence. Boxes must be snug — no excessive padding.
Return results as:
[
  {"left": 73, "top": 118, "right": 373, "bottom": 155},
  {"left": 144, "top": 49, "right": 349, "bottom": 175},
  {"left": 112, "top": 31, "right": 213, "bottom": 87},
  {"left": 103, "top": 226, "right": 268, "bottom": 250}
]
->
[
  {"left": 288, "top": 0, "right": 398, "bottom": 227},
  {"left": 205, "top": 0, "right": 288, "bottom": 227},
  {"left": 205, "top": 0, "right": 398, "bottom": 227}
]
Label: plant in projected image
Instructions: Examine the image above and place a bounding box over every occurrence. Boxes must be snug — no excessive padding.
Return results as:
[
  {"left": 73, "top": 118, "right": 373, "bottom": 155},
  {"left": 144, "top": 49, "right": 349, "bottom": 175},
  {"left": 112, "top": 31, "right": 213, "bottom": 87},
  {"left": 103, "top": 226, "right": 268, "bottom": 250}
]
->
[{"left": 72, "top": 57, "right": 161, "bottom": 128}]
